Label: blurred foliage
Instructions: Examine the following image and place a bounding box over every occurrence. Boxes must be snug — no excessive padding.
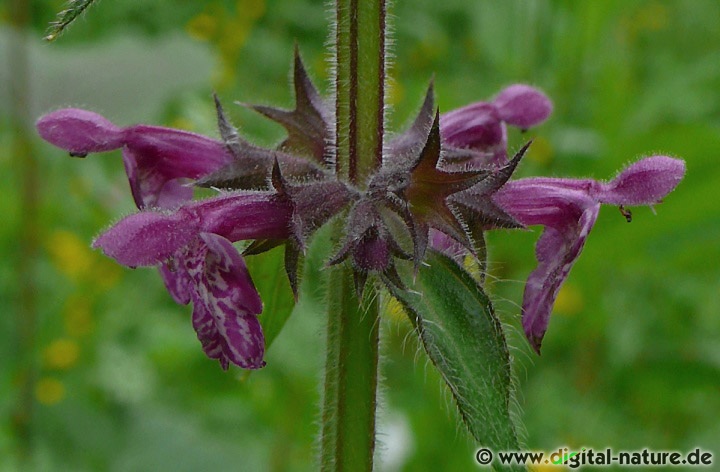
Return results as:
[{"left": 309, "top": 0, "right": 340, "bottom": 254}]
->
[{"left": 2, "top": 0, "right": 719, "bottom": 470}]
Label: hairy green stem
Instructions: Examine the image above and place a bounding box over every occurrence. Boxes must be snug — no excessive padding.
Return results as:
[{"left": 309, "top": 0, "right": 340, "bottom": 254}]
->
[
  {"left": 333, "top": 0, "right": 385, "bottom": 185},
  {"left": 321, "top": 263, "right": 380, "bottom": 471},
  {"left": 321, "top": 0, "right": 386, "bottom": 470}
]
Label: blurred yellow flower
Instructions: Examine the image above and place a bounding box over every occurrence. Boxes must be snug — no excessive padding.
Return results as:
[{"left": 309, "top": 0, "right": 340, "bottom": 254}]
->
[
  {"left": 186, "top": 13, "right": 218, "bottom": 41},
  {"left": 46, "top": 230, "right": 122, "bottom": 289},
  {"left": 64, "top": 295, "right": 95, "bottom": 337},
  {"left": 44, "top": 339, "right": 80, "bottom": 370},
  {"left": 35, "top": 377, "right": 65, "bottom": 405},
  {"left": 46, "top": 230, "right": 93, "bottom": 281},
  {"left": 187, "top": 0, "right": 267, "bottom": 88},
  {"left": 554, "top": 284, "right": 584, "bottom": 316},
  {"left": 93, "top": 259, "right": 123, "bottom": 290},
  {"left": 526, "top": 135, "right": 553, "bottom": 166}
]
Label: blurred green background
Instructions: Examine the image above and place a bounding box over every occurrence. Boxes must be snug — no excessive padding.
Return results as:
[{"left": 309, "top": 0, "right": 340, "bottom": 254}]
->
[{"left": 2, "top": 0, "right": 719, "bottom": 470}]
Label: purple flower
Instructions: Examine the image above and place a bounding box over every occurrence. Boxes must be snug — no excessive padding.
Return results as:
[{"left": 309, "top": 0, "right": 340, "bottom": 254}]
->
[
  {"left": 440, "top": 84, "right": 552, "bottom": 168},
  {"left": 93, "top": 191, "right": 293, "bottom": 369},
  {"left": 36, "top": 108, "right": 235, "bottom": 209},
  {"left": 35, "top": 98, "right": 338, "bottom": 369},
  {"left": 492, "top": 156, "right": 686, "bottom": 353},
  {"left": 35, "top": 54, "right": 350, "bottom": 370},
  {"left": 381, "top": 85, "right": 525, "bottom": 278},
  {"left": 436, "top": 88, "right": 685, "bottom": 353},
  {"left": 38, "top": 51, "right": 684, "bottom": 366}
]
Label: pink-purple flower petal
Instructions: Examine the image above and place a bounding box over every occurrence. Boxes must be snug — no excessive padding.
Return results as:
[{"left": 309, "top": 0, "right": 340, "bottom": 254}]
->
[
  {"left": 158, "top": 261, "right": 192, "bottom": 305},
  {"left": 492, "top": 156, "right": 685, "bottom": 353},
  {"left": 598, "top": 156, "right": 686, "bottom": 206},
  {"left": 198, "top": 232, "right": 263, "bottom": 314},
  {"left": 191, "top": 299, "right": 228, "bottom": 367},
  {"left": 440, "top": 102, "right": 506, "bottom": 167},
  {"left": 186, "top": 234, "right": 265, "bottom": 369},
  {"left": 36, "top": 109, "right": 234, "bottom": 209},
  {"left": 121, "top": 147, "right": 194, "bottom": 209},
  {"left": 521, "top": 203, "right": 599, "bottom": 353},
  {"left": 121, "top": 125, "right": 234, "bottom": 208},
  {"left": 36, "top": 109, "right": 125, "bottom": 154},
  {"left": 93, "top": 210, "right": 197, "bottom": 267},
  {"left": 439, "top": 84, "right": 551, "bottom": 168},
  {"left": 93, "top": 192, "right": 292, "bottom": 267},
  {"left": 492, "top": 84, "right": 553, "bottom": 129}
]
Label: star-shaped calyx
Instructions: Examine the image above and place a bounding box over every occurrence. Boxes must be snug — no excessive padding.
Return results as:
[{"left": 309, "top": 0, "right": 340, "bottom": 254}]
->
[
  {"left": 196, "top": 96, "right": 328, "bottom": 191},
  {"left": 327, "top": 84, "right": 526, "bottom": 293},
  {"left": 328, "top": 198, "right": 411, "bottom": 297},
  {"left": 192, "top": 56, "right": 351, "bottom": 298},
  {"left": 402, "top": 109, "right": 491, "bottom": 264},
  {"left": 262, "top": 160, "right": 356, "bottom": 297},
  {"left": 450, "top": 141, "right": 529, "bottom": 231},
  {"left": 378, "top": 84, "right": 523, "bottom": 269},
  {"left": 244, "top": 46, "right": 331, "bottom": 166},
  {"left": 196, "top": 64, "right": 524, "bottom": 300}
]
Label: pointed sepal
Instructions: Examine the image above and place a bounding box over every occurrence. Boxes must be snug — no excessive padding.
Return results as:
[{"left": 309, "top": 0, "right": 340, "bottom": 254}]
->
[
  {"left": 196, "top": 96, "right": 328, "bottom": 191},
  {"left": 214, "top": 93, "right": 243, "bottom": 156},
  {"left": 329, "top": 199, "right": 411, "bottom": 293},
  {"left": 450, "top": 141, "right": 531, "bottom": 230},
  {"left": 196, "top": 144, "right": 328, "bottom": 191},
  {"left": 403, "top": 110, "right": 490, "bottom": 263},
  {"left": 243, "top": 239, "right": 285, "bottom": 256},
  {"left": 284, "top": 242, "right": 302, "bottom": 301},
  {"left": 245, "top": 47, "right": 330, "bottom": 164},
  {"left": 353, "top": 270, "right": 368, "bottom": 300},
  {"left": 272, "top": 160, "right": 356, "bottom": 250},
  {"left": 386, "top": 81, "right": 436, "bottom": 161}
]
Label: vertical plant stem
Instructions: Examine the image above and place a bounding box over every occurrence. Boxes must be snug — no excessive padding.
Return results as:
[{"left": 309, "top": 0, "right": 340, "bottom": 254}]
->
[
  {"left": 9, "top": 0, "right": 38, "bottom": 462},
  {"left": 333, "top": 0, "right": 385, "bottom": 185},
  {"left": 322, "top": 0, "right": 386, "bottom": 471},
  {"left": 321, "top": 263, "right": 380, "bottom": 472}
]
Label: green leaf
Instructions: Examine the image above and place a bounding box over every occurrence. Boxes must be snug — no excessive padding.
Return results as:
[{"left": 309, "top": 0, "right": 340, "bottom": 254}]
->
[
  {"left": 45, "top": 0, "right": 100, "bottom": 42},
  {"left": 245, "top": 246, "right": 295, "bottom": 350},
  {"left": 246, "top": 222, "right": 334, "bottom": 352},
  {"left": 388, "top": 250, "right": 523, "bottom": 471}
]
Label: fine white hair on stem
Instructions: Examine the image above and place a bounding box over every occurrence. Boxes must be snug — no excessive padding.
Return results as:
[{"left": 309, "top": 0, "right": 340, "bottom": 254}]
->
[{"left": 323, "top": 0, "right": 338, "bottom": 172}]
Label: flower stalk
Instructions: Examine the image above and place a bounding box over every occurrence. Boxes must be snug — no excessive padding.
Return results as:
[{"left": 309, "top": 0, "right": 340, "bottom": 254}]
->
[{"left": 321, "top": 0, "right": 386, "bottom": 470}]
